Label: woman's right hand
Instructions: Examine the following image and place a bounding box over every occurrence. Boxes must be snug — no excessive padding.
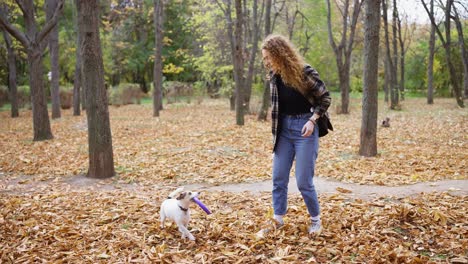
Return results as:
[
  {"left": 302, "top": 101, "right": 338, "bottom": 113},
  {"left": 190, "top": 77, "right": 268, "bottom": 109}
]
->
[{"left": 301, "top": 120, "right": 315, "bottom": 137}]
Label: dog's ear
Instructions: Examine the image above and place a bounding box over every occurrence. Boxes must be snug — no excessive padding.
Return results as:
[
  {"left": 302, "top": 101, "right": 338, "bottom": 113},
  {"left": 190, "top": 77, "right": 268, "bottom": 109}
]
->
[
  {"left": 176, "top": 192, "right": 187, "bottom": 200},
  {"left": 168, "top": 187, "right": 184, "bottom": 199}
]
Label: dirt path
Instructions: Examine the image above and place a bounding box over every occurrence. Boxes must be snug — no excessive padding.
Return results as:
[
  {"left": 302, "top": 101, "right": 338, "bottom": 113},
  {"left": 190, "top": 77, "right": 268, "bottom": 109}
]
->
[
  {"left": 1, "top": 173, "right": 466, "bottom": 200},
  {"left": 185, "top": 177, "right": 468, "bottom": 200}
]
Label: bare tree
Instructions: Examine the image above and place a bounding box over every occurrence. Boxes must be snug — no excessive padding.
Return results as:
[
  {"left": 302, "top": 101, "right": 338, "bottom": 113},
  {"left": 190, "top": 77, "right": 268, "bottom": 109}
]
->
[
  {"left": 421, "top": 0, "right": 464, "bottom": 107},
  {"left": 73, "top": 0, "right": 81, "bottom": 116},
  {"left": 46, "top": 0, "right": 61, "bottom": 119},
  {"left": 285, "top": 0, "right": 302, "bottom": 40},
  {"left": 383, "top": 54, "right": 389, "bottom": 102},
  {"left": 244, "top": 0, "right": 264, "bottom": 114},
  {"left": 390, "top": 0, "right": 400, "bottom": 108},
  {"left": 153, "top": 0, "right": 164, "bottom": 117},
  {"left": 452, "top": 4, "right": 468, "bottom": 98},
  {"left": 258, "top": 0, "right": 272, "bottom": 121},
  {"left": 271, "top": 0, "right": 286, "bottom": 32},
  {"left": 0, "top": 0, "right": 64, "bottom": 141},
  {"left": 243, "top": 0, "right": 249, "bottom": 58},
  {"left": 77, "top": 0, "right": 115, "bottom": 179},
  {"left": 1, "top": 29, "right": 19, "bottom": 118},
  {"left": 427, "top": 0, "right": 436, "bottom": 104},
  {"left": 326, "top": 0, "right": 364, "bottom": 114},
  {"left": 215, "top": 0, "right": 237, "bottom": 111},
  {"left": 359, "top": 0, "right": 381, "bottom": 157},
  {"left": 382, "top": 0, "right": 399, "bottom": 109},
  {"left": 0, "top": 4, "right": 19, "bottom": 118},
  {"left": 234, "top": 0, "right": 245, "bottom": 125},
  {"left": 396, "top": 14, "right": 415, "bottom": 101},
  {"left": 299, "top": 30, "right": 314, "bottom": 56},
  {"left": 215, "top": 0, "right": 246, "bottom": 123}
]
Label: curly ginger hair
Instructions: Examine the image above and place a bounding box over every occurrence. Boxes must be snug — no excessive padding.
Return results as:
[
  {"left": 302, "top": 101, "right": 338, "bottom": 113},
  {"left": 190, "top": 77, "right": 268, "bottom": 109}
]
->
[{"left": 261, "top": 34, "right": 307, "bottom": 93}]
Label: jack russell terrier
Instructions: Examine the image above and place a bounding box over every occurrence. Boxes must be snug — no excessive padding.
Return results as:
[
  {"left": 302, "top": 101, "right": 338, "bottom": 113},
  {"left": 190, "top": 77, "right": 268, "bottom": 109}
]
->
[{"left": 160, "top": 187, "right": 200, "bottom": 241}]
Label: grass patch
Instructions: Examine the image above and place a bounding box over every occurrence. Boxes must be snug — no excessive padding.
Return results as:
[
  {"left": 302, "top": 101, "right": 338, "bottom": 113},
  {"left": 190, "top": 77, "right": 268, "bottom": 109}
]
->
[{"left": 0, "top": 103, "right": 11, "bottom": 112}]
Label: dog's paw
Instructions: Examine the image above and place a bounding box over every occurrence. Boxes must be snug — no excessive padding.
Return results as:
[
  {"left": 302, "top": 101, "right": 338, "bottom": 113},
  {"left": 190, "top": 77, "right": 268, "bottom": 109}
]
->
[{"left": 188, "top": 235, "right": 195, "bottom": 241}]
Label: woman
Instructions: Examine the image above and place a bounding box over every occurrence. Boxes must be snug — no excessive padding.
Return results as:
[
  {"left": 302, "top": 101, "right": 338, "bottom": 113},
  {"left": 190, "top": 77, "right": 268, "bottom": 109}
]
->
[{"left": 260, "top": 34, "right": 331, "bottom": 235}]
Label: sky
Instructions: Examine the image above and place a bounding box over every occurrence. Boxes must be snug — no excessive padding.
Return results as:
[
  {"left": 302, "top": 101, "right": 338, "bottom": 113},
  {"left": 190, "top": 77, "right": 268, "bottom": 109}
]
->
[{"left": 397, "top": 0, "right": 430, "bottom": 25}]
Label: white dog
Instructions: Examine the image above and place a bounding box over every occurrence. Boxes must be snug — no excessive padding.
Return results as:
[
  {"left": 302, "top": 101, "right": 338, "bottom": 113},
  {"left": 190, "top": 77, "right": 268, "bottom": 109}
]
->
[{"left": 160, "top": 187, "right": 199, "bottom": 241}]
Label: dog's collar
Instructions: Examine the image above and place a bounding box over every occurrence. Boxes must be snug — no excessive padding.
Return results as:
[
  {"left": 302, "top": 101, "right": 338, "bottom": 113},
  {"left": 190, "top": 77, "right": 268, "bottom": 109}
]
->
[{"left": 179, "top": 205, "right": 188, "bottom": 212}]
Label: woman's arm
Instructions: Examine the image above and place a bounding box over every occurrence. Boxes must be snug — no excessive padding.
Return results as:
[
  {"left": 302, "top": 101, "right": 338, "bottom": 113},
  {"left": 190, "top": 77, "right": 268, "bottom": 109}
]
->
[{"left": 303, "top": 65, "right": 331, "bottom": 118}]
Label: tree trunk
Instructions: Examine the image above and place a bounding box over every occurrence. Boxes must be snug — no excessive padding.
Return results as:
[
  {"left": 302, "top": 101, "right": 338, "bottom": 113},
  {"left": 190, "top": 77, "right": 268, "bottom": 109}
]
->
[
  {"left": 359, "top": 0, "right": 380, "bottom": 157},
  {"left": 453, "top": 6, "right": 468, "bottom": 98},
  {"left": 258, "top": 0, "right": 272, "bottom": 121},
  {"left": 153, "top": 0, "right": 164, "bottom": 117},
  {"left": 29, "top": 48, "right": 54, "bottom": 141},
  {"left": 384, "top": 56, "right": 389, "bottom": 102},
  {"left": 0, "top": 0, "right": 63, "bottom": 140},
  {"left": 399, "top": 53, "right": 405, "bottom": 100},
  {"left": 244, "top": 0, "right": 261, "bottom": 114},
  {"left": 427, "top": 0, "right": 435, "bottom": 104},
  {"left": 24, "top": 3, "right": 55, "bottom": 141},
  {"left": 220, "top": 0, "right": 238, "bottom": 114},
  {"left": 47, "top": 0, "right": 61, "bottom": 119},
  {"left": 77, "top": 0, "right": 115, "bottom": 179},
  {"left": 73, "top": 61, "right": 82, "bottom": 115},
  {"left": 286, "top": 5, "right": 297, "bottom": 40},
  {"left": 243, "top": 0, "right": 249, "bottom": 59},
  {"left": 81, "top": 83, "right": 87, "bottom": 110},
  {"left": 73, "top": 0, "right": 81, "bottom": 115},
  {"left": 397, "top": 15, "right": 405, "bottom": 101},
  {"left": 390, "top": 0, "right": 399, "bottom": 109},
  {"left": 382, "top": 0, "right": 397, "bottom": 109},
  {"left": 421, "top": 0, "right": 464, "bottom": 107},
  {"left": 2, "top": 29, "right": 19, "bottom": 117},
  {"left": 229, "top": 95, "right": 235, "bottom": 111},
  {"left": 234, "top": 0, "right": 245, "bottom": 125},
  {"left": 326, "top": 0, "right": 363, "bottom": 114},
  {"left": 338, "top": 60, "right": 351, "bottom": 114},
  {"left": 442, "top": 0, "right": 463, "bottom": 107},
  {"left": 300, "top": 31, "right": 313, "bottom": 56}
]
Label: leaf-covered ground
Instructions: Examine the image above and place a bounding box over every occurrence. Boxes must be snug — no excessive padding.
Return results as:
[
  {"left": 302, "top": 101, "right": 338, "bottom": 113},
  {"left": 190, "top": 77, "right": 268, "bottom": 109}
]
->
[
  {"left": 0, "top": 98, "right": 467, "bottom": 263},
  {"left": 0, "top": 98, "right": 466, "bottom": 186},
  {"left": 1, "top": 189, "right": 466, "bottom": 263}
]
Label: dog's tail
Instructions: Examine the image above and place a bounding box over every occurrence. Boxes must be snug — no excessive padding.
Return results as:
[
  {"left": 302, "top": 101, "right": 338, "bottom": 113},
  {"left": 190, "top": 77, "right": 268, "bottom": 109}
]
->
[{"left": 167, "top": 187, "right": 184, "bottom": 199}]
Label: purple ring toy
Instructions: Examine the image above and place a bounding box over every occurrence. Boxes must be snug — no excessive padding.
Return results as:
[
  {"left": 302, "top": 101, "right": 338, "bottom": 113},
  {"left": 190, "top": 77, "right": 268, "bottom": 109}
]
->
[{"left": 193, "top": 197, "right": 212, "bottom": 214}]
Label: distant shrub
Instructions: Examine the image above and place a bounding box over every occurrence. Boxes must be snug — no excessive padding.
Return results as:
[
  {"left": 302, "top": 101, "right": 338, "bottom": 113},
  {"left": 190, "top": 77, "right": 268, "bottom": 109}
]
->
[
  {"left": 192, "top": 81, "right": 205, "bottom": 104},
  {"left": 60, "top": 85, "right": 73, "bottom": 109},
  {"left": 164, "top": 81, "right": 193, "bottom": 104},
  {"left": 350, "top": 75, "right": 363, "bottom": 93},
  {"left": 17, "top": 85, "right": 30, "bottom": 108},
  {"left": 0, "top": 86, "right": 8, "bottom": 108},
  {"left": 109, "top": 83, "right": 142, "bottom": 106},
  {"left": 252, "top": 81, "right": 264, "bottom": 96}
]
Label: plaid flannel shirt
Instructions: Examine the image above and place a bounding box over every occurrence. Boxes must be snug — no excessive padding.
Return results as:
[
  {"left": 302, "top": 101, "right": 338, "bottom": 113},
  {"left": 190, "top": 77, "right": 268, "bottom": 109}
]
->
[{"left": 270, "top": 65, "right": 332, "bottom": 151}]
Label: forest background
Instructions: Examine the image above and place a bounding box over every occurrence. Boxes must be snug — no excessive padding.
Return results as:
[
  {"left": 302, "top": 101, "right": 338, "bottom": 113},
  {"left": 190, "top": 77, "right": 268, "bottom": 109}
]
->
[{"left": 0, "top": 0, "right": 467, "bottom": 110}]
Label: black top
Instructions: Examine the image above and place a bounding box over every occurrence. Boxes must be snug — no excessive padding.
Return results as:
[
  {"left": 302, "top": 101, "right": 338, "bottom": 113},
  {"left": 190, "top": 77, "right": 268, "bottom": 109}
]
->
[{"left": 276, "top": 75, "right": 312, "bottom": 115}]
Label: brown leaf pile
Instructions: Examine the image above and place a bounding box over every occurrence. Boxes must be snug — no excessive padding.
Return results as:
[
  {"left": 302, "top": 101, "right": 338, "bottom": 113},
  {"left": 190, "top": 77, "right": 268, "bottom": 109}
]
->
[
  {"left": 1, "top": 189, "right": 466, "bottom": 263},
  {"left": 0, "top": 98, "right": 466, "bottom": 186},
  {"left": 320, "top": 98, "right": 468, "bottom": 186}
]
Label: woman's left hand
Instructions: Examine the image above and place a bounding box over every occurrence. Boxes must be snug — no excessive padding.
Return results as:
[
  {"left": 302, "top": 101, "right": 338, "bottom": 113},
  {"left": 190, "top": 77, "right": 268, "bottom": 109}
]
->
[{"left": 301, "top": 121, "right": 315, "bottom": 137}]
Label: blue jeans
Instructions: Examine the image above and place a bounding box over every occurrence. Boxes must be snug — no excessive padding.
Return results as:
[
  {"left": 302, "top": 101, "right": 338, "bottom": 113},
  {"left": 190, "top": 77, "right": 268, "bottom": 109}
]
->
[{"left": 272, "top": 113, "right": 320, "bottom": 217}]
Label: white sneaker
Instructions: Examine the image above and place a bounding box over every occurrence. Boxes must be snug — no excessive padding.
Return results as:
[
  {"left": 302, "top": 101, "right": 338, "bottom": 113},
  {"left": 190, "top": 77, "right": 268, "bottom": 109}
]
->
[
  {"left": 256, "top": 219, "right": 284, "bottom": 237},
  {"left": 308, "top": 220, "right": 322, "bottom": 234}
]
